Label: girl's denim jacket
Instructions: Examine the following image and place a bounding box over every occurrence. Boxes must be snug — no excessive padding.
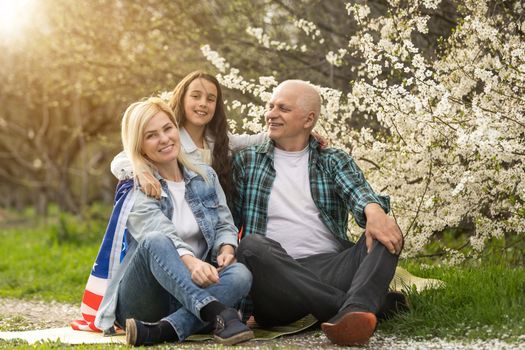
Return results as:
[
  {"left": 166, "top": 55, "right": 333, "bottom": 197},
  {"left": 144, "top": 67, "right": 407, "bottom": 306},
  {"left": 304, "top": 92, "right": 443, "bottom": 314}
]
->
[{"left": 95, "top": 164, "right": 238, "bottom": 332}]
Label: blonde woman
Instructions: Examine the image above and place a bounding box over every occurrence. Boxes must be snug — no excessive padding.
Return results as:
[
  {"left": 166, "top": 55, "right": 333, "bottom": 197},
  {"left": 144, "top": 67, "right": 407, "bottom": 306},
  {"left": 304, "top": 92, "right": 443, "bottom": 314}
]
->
[{"left": 95, "top": 97, "right": 254, "bottom": 346}]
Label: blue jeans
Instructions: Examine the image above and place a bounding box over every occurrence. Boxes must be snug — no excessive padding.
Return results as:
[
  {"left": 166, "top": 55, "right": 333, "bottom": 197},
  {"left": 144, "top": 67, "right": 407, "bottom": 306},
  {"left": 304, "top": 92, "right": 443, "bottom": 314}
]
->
[{"left": 115, "top": 232, "right": 252, "bottom": 341}]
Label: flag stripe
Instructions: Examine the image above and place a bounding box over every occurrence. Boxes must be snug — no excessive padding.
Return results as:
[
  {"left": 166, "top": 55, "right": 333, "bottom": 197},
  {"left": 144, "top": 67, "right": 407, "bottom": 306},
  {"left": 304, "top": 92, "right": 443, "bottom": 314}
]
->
[
  {"left": 82, "top": 312, "right": 96, "bottom": 323},
  {"left": 82, "top": 290, "right": 104, "bottom": 312},
  {"left": 71, "top": 180, "right": 135, "bottom": 333}
]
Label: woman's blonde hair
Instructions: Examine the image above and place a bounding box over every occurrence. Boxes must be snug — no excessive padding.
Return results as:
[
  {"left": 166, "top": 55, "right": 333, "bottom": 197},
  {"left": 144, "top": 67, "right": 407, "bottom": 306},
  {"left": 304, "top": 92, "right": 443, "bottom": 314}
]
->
[{"left": 121, "top": 97, "right": 207, "bottom": 182}]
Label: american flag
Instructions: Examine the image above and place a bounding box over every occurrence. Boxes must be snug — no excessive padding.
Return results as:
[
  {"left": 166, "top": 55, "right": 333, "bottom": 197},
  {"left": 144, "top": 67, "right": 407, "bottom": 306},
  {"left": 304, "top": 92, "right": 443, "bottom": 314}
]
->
[{"left": 70, "top": 180, "right": 135, "bottom": 332}]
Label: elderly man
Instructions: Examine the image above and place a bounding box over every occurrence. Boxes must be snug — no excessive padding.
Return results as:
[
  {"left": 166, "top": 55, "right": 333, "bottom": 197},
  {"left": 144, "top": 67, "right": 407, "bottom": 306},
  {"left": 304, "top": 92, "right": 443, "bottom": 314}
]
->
[{"left": 233, "top": 80, "right": 403, "bottom": 345}]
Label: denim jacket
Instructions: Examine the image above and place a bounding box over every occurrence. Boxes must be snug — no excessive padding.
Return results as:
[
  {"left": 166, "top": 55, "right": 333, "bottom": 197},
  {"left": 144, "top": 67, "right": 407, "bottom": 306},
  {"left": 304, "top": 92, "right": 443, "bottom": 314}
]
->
[{"left": 95, "top": 164, "right": 238, "bottom": 332}]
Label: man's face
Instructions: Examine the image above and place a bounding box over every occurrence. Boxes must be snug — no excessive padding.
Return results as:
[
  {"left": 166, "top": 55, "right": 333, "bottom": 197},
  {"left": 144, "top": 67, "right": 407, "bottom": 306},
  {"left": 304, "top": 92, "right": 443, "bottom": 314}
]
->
[{"left": 265, "top": 85, "right": 309, "bottom": 145}]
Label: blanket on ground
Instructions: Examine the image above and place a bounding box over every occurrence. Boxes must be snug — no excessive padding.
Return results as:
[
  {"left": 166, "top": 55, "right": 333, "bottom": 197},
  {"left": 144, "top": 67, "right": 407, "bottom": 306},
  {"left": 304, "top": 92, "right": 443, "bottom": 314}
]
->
[{"left": 0, "top": 315, "right": 317, "bottom": 344}]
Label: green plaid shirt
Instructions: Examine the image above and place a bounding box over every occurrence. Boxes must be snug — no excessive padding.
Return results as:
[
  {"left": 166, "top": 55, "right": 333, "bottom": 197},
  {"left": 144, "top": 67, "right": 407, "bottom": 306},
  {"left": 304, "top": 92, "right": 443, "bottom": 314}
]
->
[{"left": 232, "top": 137, "right": 390, "bottom": 241}]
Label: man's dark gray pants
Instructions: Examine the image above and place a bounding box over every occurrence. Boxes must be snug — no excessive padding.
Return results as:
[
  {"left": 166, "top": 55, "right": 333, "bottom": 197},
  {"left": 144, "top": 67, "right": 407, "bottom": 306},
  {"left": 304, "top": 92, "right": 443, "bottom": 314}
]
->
[{"left": 236, "top": 234, "right": 399, "bottom": 327}]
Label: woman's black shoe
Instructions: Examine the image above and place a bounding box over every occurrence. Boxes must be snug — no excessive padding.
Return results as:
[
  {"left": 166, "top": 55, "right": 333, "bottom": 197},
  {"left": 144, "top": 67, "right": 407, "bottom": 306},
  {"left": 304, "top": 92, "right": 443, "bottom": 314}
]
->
[
  {"left": 213, "top": 308, "right": 254, "bottom": 345},
  {"left": 125, "top": 319, "right": 177, "bottom": 346}
]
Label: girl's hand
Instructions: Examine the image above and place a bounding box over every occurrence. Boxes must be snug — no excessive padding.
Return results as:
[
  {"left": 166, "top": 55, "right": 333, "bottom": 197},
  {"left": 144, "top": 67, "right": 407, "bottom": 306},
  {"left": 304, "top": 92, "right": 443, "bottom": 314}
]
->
[
  {"left": 137, "top": 171, "right": 161, "bottom": 199},
  {"left": 312, "top": 131, "right": 329, "bottom": 148},
  {"left": 181, "top": 255, "right": 219, "bottom": 287},
  {"left": 217, "top": 244, "right": 236, "bottom": 272}
]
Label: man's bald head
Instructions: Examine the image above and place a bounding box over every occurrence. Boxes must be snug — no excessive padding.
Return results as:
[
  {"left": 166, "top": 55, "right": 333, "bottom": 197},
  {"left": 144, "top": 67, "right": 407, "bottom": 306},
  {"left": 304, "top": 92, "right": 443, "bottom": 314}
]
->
[
  {"left": 265, "top": 79, "right": 322, "bottom": 151},
  {"left": 274, "top": 80, "right": 321, "bottom": 126}
]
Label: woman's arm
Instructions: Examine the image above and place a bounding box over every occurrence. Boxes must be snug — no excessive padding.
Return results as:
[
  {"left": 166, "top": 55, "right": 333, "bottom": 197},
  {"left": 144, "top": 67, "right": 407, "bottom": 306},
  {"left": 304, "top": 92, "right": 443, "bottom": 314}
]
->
[{"left": 180, "top": 255, "right": 219, "bottom": 287}]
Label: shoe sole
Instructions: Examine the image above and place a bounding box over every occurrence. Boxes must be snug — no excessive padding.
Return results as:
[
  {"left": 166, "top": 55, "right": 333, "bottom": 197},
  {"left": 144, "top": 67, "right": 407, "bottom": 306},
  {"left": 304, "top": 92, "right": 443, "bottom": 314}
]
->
[
  {"left": 321, "top": 312, "right": 377, "bottom": 345},
  {"left": 125, "top": 319, "right": 138, "bottom": 346},
  {"left": 214, "top": 329, "right": 255, "bottom": 346}
]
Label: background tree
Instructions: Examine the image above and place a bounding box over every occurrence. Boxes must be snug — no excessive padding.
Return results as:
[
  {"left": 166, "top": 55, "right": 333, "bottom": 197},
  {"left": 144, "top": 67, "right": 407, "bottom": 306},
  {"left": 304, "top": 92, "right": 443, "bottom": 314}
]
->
[
  {"left": 2, "top": 0, "right": 522, "bottom": 261},
  {"left": 202, "top": 0, "right": 525, "bottom": 260}
]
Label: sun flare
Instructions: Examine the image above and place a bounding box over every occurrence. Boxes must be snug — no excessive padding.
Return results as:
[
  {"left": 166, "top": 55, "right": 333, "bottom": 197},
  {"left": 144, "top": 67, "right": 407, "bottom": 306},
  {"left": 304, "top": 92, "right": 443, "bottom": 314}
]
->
[{"left": 0, "top": 0, "right": 36, "bottom": 38}]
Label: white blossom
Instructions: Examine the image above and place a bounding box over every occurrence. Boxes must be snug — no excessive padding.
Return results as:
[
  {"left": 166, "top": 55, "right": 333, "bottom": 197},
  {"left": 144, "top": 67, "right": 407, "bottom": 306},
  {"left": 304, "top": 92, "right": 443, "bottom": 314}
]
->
[
  {"left": 293, "top": 19, "right": 323, "bottom": 41},
  {"left": 414, "top": 16, "right": 430, "bottom": 34},
  {"left": 326, "top": 49, "right": 348, "bottom": 67},
  {"left": 246, "top": 27, "right": 300, "bottom": 52},
  {"left": 200, "top": 45, "right": 229, "bottom": 73},
  {"left": 201, "top": 0, "right": 525, "bottom": 260},
  {"left": 422, "top": 0, "right": 441, "bottom": 10},
  {"left": 158, "top": 90, "right": 172, "bottom": 102}
]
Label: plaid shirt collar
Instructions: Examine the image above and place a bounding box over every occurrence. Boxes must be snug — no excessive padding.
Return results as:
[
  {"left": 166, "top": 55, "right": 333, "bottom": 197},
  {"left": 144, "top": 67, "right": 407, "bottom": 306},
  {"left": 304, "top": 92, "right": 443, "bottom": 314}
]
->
[{"left": 255, "top": 136, "right": 320, "bottom": 159}]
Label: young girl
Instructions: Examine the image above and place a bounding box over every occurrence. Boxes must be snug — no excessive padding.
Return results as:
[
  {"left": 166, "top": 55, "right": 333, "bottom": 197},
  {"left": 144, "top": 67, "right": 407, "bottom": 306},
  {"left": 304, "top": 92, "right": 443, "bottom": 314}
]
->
[
  {"left": 111, "top": 71, "right": 267, "bottom": 201},
  {"left": 95, "top": 97, "right": 254, "bottom": 346}
]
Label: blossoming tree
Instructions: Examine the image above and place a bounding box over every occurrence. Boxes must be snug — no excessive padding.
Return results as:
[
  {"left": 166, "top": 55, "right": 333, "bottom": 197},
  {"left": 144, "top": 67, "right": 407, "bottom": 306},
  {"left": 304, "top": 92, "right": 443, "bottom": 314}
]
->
[{"left": 202, "top": 0, "right": 525, "bottom": 261}]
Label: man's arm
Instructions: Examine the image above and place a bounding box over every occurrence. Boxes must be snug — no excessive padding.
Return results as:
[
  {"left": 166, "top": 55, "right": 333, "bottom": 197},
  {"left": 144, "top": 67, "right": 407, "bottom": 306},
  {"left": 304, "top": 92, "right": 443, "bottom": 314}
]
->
[
  {"left": 332, "top": 150, "right": 402, "bottom": 254},
  {"left": 331, "top": 150, "right": 389, "bottom": 226},
  {"left": 231, "top": 151, "right": 246, "bottom": 230}
]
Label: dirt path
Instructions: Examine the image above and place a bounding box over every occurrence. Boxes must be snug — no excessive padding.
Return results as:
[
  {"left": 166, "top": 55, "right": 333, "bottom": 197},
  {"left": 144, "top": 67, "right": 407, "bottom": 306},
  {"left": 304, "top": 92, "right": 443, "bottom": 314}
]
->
[
  {"left": 0, "top": 298, "right": 79, "bottom": 330},
  {"left": 1, "top": 298, "right": 524, "bottom": 349}
]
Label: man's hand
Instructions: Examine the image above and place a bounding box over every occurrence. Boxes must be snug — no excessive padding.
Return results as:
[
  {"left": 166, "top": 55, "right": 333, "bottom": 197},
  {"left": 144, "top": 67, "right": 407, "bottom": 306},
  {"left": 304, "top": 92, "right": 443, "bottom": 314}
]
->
[
  {"left": 137, "top": 171, "right": 161, "bottom": 199},
  {"left": 364, "top": 203, "right": 403, "bottom": 255},
  {"left": 181, "top": 255, "right": 219, "bottom": 287},
  {"left": 217, "top": 244, "right": 236, "bottom": 272}
]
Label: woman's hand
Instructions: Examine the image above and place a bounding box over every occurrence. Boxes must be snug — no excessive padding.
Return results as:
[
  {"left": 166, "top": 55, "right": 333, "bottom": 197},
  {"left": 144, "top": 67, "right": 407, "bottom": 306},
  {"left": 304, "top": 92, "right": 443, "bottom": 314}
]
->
[
  {"left": 181, "top": 255, "right": 219, "bottom": 287},
  {"left": 137, "top": 171, "right": 162, "bottom": 199},
  {"left": 216, "top": 244, "right": 236, "bottom": 272}
]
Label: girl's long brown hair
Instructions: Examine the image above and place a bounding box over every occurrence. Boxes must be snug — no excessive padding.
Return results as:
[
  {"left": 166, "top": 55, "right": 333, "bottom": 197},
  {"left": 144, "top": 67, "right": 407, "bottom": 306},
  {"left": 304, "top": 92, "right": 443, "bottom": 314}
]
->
[{"left": 169, "top": 71, "right": 234, "bottom": 204}]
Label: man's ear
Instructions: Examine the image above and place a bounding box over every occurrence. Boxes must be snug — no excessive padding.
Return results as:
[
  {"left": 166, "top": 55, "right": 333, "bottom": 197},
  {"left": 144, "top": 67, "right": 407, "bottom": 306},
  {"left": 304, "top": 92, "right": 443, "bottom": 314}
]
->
[{"left": 304, "top": 111, "right": 316, "bottom": 129}]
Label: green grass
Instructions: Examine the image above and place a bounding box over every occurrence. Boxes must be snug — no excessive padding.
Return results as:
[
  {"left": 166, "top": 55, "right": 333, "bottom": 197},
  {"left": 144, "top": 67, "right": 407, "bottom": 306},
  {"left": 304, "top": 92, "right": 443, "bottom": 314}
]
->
[
  {"left": 0, "top": 209, "right": 104, "bottom": 303},
  {"left": 380, "top": 262, "right": 525, "bottom": 341},
  {"left": 0, "top": 207, "right": 524, "bottom": 347}
]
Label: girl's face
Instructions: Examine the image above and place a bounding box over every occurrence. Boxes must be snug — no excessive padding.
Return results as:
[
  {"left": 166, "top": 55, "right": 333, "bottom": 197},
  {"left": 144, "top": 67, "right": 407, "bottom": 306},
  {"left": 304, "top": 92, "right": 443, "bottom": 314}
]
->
[
  {"left": 142, "top": 111, "right": 181, "bottom": 166},
  {"left": 183, "top": 78, "right": 218, "bottom": 128}
]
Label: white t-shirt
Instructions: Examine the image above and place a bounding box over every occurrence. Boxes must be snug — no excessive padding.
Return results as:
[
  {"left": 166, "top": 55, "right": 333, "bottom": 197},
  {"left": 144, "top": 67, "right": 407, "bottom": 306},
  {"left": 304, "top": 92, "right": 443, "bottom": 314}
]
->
[
  {"left": 266, "top": 147, "right": 342, "bottom": 259},
  {"left": 165, "top": 180, "right": 206, "bottom": 259}
]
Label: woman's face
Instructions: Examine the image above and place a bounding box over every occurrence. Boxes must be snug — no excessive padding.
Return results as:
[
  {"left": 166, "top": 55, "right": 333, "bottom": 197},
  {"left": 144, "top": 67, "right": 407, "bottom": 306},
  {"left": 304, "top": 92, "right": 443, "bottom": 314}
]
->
[
  {"left": 142, "top": 111, "right": 181, "bottom": 166},
  {"left": 183, "top": 78, "right": 218, "bottom": 128}
]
